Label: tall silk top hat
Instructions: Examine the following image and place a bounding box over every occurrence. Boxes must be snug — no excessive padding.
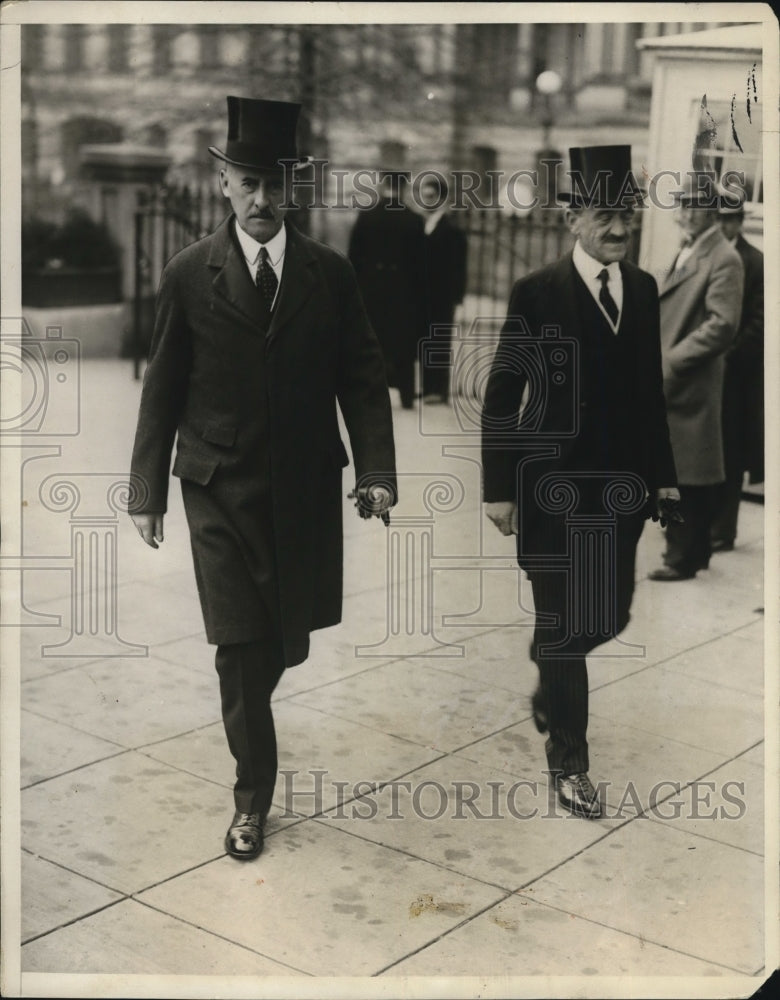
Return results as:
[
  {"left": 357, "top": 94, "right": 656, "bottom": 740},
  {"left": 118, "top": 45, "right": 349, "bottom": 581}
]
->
[
  {"left": 559, "top": 145, "right": 645, "bottom": 208},
  {"left": 208, "top": 96, "right": 309, "bottom": 171}
]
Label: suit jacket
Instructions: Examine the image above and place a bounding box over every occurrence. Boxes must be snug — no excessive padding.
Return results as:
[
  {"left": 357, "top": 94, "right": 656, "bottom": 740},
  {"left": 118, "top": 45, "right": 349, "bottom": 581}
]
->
[
  {"left": 658, "top": 226, "right": 744, "bottom": 485},
  {"left": 129, "top": 217, "right": 397, "bottom": 665},
  {"left": 481, "top": 253, "right": 676, "bottom": 567}
]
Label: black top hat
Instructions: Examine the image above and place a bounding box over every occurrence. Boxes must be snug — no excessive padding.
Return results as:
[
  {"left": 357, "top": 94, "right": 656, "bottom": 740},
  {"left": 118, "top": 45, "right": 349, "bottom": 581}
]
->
[
  {"left": 559, "top": 145, "right": 645, "bottom": 209},
  {"left": 208, "top": 96, "right": 308, "bottom": 171}
]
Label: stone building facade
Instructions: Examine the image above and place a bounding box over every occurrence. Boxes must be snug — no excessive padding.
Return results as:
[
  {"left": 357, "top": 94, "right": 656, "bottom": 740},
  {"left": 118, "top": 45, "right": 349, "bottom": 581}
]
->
[{"left": 21, "top": 20, "right": 745, "bottom": 252}]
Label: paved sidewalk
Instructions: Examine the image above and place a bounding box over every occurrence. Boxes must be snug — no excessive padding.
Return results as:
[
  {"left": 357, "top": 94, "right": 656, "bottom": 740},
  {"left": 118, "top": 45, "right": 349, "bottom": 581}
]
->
[{"left": 11, "top": 360, "right": 769, "bottom": 995}]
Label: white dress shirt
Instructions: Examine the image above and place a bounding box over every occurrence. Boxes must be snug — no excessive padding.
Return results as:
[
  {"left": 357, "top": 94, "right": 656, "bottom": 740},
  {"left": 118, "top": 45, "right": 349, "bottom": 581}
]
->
[
  {"left": 234, "top": 219, "right": 286, "bottom": 309},
  {"left": 572, "top": 240, "right": 623, "bottom": 333}
]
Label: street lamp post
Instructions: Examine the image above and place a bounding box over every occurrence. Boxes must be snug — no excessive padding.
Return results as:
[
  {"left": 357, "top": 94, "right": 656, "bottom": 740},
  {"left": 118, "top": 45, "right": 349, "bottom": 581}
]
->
[{"left": 535, "top": 69, "right": 563, "bottom": 206}]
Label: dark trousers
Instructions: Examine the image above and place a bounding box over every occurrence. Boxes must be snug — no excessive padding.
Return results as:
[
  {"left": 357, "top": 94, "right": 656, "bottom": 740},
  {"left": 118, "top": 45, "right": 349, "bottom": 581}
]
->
[
  {"left": 663, "top": 484, "right": 718, "bottom": 574},
  {"left": 710, "top": 475, "right": 743, "bottom": 545},
  {"left": 711, "top": 384, "right": 746, "bottom": 544},
  {"left": 537, "top": 652, "right": 590, "bottom": 776},
  {"left": 215, "top": 639, "right": 286, "bottom": 816},
  {"left": 421, "top": 321, "right": 454, "bottom": 401},
  {"left": 528, "top": 511, "right": 645, "bottom": 777}
]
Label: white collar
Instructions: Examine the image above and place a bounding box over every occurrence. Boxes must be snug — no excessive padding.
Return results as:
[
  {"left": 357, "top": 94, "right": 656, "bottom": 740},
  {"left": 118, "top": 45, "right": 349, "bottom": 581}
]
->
[
  {"left": 234, "top": 218, "right": 287, "bottom": 267},
  {"left": 572, "top": 240, "right": 621, "bottom": 285},
  {"left": 424, "top": 207, "right": 447, "bottom": 236}
]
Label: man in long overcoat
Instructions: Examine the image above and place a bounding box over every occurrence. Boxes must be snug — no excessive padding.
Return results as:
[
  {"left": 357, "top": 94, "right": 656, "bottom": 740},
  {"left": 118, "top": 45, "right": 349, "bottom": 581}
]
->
[
  {"left": 348, "top": 171, "right": 427, "bottom": 409},
  {"left": 648, "top": 176, "right": 744, "bottom": 580},
  {"left": 482, "top": 146, "right": 678, "bottom": 819},
  {"left": 129, "top": 97, "right": 396, "bottom": 860},
  {"left": 710, "top": 197, "right": 764, "bottom": 551},
  {"left": 419, "top": 174, "right": 468, "bottom": 404}
]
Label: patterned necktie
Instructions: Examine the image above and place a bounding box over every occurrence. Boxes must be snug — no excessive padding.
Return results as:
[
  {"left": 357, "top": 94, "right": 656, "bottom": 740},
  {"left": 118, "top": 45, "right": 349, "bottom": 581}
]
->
[
  {"left": 597, "top": 268, "right": 619, "bottom": 326},
  {"left": 256, "top": 246, "right": 278, "bottom": 311}
]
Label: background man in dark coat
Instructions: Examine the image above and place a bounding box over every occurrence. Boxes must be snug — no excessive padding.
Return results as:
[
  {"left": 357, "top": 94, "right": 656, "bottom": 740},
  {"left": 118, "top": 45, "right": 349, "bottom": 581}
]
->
[
  {"left": 648, "top": 176, "right": 744, "bottom": 581},
  {"left": 129, "top": 97, "right": 396, "bottom": 860},
  {"left": 481, "top": 146, "right": 678, "bottom": 819},
  {"left": 348, "top": 171, "right": 427, "bottom": 409},
  {"left": 418, "top": 174, "right": 468, "bottom": 404},
  {"left": 710, "top": 196, "right": 764, "bottom": 552}
]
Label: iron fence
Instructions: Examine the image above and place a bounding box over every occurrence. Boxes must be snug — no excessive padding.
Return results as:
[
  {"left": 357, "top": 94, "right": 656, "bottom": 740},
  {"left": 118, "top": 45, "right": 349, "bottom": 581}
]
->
[{"left": 132, "top": 181, "right": 643, "bottom": 377}]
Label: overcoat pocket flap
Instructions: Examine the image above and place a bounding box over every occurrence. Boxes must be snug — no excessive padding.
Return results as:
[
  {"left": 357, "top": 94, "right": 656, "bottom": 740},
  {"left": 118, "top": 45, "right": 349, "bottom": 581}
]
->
[
  {"left": 172, "top": 450, "right": 219, "bottom": 485},
  {"left": 201, "top": 423, "right": 237, "bottom": 447}
]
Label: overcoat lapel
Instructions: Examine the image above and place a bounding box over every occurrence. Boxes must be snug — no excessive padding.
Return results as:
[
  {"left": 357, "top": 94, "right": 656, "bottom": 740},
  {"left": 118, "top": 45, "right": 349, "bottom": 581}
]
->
[
  {"left": 551, "top": 254, "right": 585, "bottom": 344},
  {"left": 660, "top": 256, "right": 699, "bottom": 296},
  {"left": 660, "top": 225, "right": 721, "bottom": 297},
  {"left": 208, "top": 216, "right": 267, "bottom": 330},
  {"left": 266, "top": 225, "right": 317, "bottom": 347}
]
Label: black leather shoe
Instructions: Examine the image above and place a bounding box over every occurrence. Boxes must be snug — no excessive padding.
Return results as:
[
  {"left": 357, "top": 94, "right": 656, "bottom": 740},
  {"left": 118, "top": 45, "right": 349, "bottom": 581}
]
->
[
  {"left": 556, "top": 773, "right": 603, "bottom": 819},
  {"left": 711, "top": 539, "right": 735, "bottom": 553},
  {"left": 648, "top": 566, "right": 695, "bottom": 581},
  {"left": 530, "top": 686, "right": 548, "bottom": 733},
  {"left": 225, "top": 811, "right": 265, "bottom": 860}
]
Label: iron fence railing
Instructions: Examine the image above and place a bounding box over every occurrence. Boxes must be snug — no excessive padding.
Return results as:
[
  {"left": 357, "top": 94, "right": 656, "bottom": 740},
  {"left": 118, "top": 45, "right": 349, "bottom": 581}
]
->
[{"left": 132, "top": 181, "right": 643, "bottom": 378}]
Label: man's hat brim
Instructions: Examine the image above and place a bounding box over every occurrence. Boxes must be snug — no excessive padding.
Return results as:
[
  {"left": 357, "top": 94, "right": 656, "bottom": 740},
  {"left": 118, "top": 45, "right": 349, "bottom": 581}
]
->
[
  {"left": 208, "top": 146, "right": 310, "bottom": 171},
  {"left": 557, "top": 190, "right": 646, "bottom": 209}
]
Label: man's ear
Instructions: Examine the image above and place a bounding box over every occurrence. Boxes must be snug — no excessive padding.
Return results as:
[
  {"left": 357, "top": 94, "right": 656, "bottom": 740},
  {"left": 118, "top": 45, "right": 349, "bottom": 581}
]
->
[
  {"left": 218, "top": 168, "right": 229, "bottom": 196},
  {"left": 563, "top": 206, "right": 581, "bottom": 235}
]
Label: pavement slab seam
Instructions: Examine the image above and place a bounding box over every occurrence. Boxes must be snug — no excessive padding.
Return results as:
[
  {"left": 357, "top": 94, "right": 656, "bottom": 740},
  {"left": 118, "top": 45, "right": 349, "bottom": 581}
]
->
[
  {"left": 270, "top": 656, "right": 413, "bottom": 703},
  {"left": 372, "top": 890, "right": 516, "bottom": 976},
  {"left": 20, "top": 734, "right": 132, "bottom": 789},
  {"left": 20, "top": 652, "right": 116, "bottom": 683},
  {"left": 513, "top": 815, "right": 765, "bottom": 973},
  {"left": 142, "top": 631, "right": 211, "bottom": 656},
  {"left": 644, "top": 812, "right": 764, "bottom": 859},
  {"left": 21, "top": 895, "right": 127, "bottom": 947},
  {"left": 586, "top": 615, "right": 765, "bottom": 689},
  {"left": 296, "top": 751, "right": 452, "bottom": 822},
  {"left": 127, "top": 897, "right": 314, "bottom": 976},
  {"left": 21, "top": 847, "right": 132, "bottom": 901},
  {"left": 509, "top": 892, "right": 759, "bottom": 977},
  {"left": 274, "top": 695, "right": 463, "bottom": 750},
  {"left": 599, "top": 738, "right": 765, "bottom": 817},
  {"left": 285, "top": 662, "right": 547, "bottom": 753},
  {"left": 587, "top": 708, "right": 760, "bottom": 760},
  {"left": 308, "top": 813, "right": 520, "bottom": 895}
]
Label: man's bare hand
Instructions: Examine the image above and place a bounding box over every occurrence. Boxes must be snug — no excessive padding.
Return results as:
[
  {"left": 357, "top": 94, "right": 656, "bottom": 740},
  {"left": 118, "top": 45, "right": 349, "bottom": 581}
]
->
[
  {"left": 131, "top": 513, "right": 164, "bottom": 548},
  {"left": 485, "top": 501, "right": 517, "bottom": 536}
]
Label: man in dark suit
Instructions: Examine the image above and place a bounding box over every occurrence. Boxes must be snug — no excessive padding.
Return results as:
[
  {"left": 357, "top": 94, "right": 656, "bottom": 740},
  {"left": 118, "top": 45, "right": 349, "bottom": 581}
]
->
[
  {"left": 710, "top": 196, "right": 764, "bottom": 552},
  {"left": 481, "top": 146, "right": 678, "bottom": 818},
  {"left": 348, "top": 170, "right": 427, "bottom": 409},
  {"left": 648, "top": 176, "right": 744, "bottom": 580},
  {"left": 418, "top": 175, "right": 468, "bottom": 404},
  {"left": 129, "top": 97, "right": 396, "bottom": 860}
]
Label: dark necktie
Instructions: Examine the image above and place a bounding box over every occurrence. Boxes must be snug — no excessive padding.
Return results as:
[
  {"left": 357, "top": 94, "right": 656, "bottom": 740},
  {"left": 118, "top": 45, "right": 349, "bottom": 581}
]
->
[
  {"left": 597, "top": 268, "right": 619, "bottom": 326},
  {"left": 256, "top": 246, "right": 278, "bottom": 311}
]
